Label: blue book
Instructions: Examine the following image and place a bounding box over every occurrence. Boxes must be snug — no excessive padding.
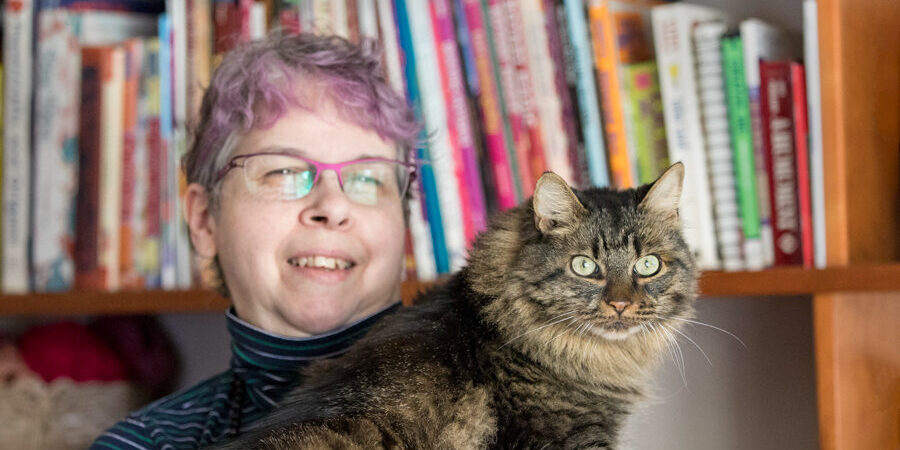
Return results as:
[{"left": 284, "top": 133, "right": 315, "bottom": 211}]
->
[
  {"left": 563, "top": 0, "right": 610, "bottom": 187},
  {"left": 157, "top": 12, "right": 178, "bottom": 289},
  {"left": 393, "top": 0, "right": 449, "bottom": 274}
]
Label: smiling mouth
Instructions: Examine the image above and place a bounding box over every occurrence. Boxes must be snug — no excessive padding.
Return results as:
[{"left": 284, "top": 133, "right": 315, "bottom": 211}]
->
[{"left": 287, "top": 256, "right": 355, "bottom": 270}]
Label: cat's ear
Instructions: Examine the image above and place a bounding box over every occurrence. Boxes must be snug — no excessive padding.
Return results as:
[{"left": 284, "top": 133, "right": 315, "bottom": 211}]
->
[
  {"left": 640, "top": 162, "right": 684, "bottom": 220},
  {"left": 533, "top": 172, "right": 586, "bottom": 234}
]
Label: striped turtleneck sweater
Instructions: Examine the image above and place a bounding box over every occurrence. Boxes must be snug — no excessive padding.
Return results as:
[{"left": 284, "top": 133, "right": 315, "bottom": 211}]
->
[{"left": 91, "top": 303, "right": 399, "bottom": 450}]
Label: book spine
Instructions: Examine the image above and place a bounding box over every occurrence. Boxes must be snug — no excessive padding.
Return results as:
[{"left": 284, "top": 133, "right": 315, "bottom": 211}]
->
[
  {"left": 159, "top": 13, "right": 178, "bottom": 289},
  {"left": 461, "top": 0, "right": 520, "bottom": 209},
  {"left": 694, "top": 22, "right": 743, "bottom": 271},
  {"left": 432, "top": 0, "right": 488, "bottom": 243},
  {"left": 76, "top": 48, "right": 103, "bottom": 290},
  {"left": 651, "top": 3, "right": 723, "bottom": 270},
  {"left": 395, "top": 0, "right": 450, "bottom": 274},
  {"left": 2, "top": 0, "right": 34, "bottom": 293},
  {"left": 504, "top": 0, "right": 548, "bottom": 190},
  {"left": 588, "top": 0, "right": 632, "bottom": 189},
  {"left": 485, "top": 0, "right": 533, "bottom": 195},
  {"left": 563, "top": 0, "right": 609, "bottom": 187},
  {"left": 721, "top": 34, "right": 765, "bottom": 270},
  {"left": 623, "top": 61, "right": 668, "bottom": 185},
  {"left": 803, "top": 0, "right": 826, "bottom": 268},
  {"left": 346, "top": 0, "right": 360, "bottom": 42},
  {"left": 759, "top": 60, "right": 802, "bottom": 266},
  {"left": 549, "top": 0, "right": 590, "bottom": 188},
  {"left": 31, "top": 10, "right": 81, "bottom": 292},
  {"left": 407, "top": 0, "right": 468, "bottom": 272},
  {"left": 790, "top": 62, "right": 813, "bottom": 268},
  {"left": 357, "top": 0, "right": 378, "bottom": 39},
  {"left": 142, "top": 37, "right": 163, "bottom": 288},
  {"left": 98, "top": 46, "right": 126, "bottom": 291},
  {"left": 120, "top": 39, "right": 143, "bottom": 289}
]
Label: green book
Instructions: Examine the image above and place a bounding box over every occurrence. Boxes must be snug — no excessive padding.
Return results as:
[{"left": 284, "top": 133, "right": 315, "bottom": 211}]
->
[
  {"left": 624, "top": 61, "right": 668, "bottom": 184},
  {"left": 722, "top": 33, "right": 765, "bottom": 268}
]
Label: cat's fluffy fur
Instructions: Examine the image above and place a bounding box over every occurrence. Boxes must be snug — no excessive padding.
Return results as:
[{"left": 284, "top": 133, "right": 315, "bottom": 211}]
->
[{"left": 211, "top": 164, "right": 697, "bottom": 449}]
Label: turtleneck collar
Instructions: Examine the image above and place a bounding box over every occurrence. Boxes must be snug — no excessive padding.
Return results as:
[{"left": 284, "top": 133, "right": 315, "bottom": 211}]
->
[{"left": 225, "top": 303, "right": 401, "bottom": 372}]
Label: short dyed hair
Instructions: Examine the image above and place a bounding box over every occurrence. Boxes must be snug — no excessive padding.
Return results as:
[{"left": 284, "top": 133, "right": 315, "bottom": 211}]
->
[{"left": 184, "top": 32, "right": 421, "bottom": 208}]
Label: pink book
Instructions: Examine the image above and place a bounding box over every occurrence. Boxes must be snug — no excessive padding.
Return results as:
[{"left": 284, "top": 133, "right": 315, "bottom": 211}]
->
[
  {"left": 430, "top": 0, "right": 488, "bottom": 243},
  {"left": 461, "top": 0, "right": 518, "bottom": 210},
  {"left": 791, "top": 62, "right": 814, "bottom": 268}
]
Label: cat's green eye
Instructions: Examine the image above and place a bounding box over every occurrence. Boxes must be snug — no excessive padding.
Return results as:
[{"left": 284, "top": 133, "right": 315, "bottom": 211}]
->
[
  {"left": 571, "top": 256, "right": 599, "bottom": 277},
  {"left": 634, "top": 255, "right": 662, "bottom": 277}
]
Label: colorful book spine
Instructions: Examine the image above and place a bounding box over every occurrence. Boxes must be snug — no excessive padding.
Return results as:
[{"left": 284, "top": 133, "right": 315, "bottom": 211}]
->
[
  {"left": 544, "top": 0, "right": 586, "bottom": 187},
  {"left": 485, "top": 0, "right": 534, "bottom": 195},
  {"left": 504, "top": 0, "right": 548, "bottom": 192},
  {"left": 31, "top": 9, "right": 81, "bottom": 292},
  {"left": 101, "top": 46, "right": 126, "bottom": 291},
  {"left": 694, "top": 21, "right": 743, "bottom": 271},
  {"left": 651, "top": 2, "right": 725, "bottom": 270},
  {"left": 791, "top": 62, "right": 814, "bottom": 268},
  {"left": 520, "top": 0, "right": 573, "bottom": 186},
  {"left": 2, "top": 0, "right": 34, "bottom": 293},
  {"left": 142, "top": 37, "right": 163, "bottom": 288},
  {"left": 721, "top": 33, "right": 765, "bottom": 270},
  {"left": 803, "top": 0, "right": 826, "bottom": 268},
  {"left": 623, "top": 60, "right": 668, "bottom": 185},
  {"left": 587, "top": 0, "right": 634, "bottom": 189},
  {"left": 431, "top": 0, "right": 488, "bottom": 243},
  {"left": 395, "top": 0, "right": 450, "bottom": 274},
  {"left": 158, "top": 13, "right": 178, "bottom": 289},
  {"left": 120, "top": 38, "right": 144, "bottom": 289},
  {"left": 460, "top": 0, "right": 520, "bottom": 209},
  {"left": 563, "top": 0, "right": 609, "bottom": 187},
  {"left": 739, "top": 18, "right": 801, "bottom": 267},
  {"left": 759, "top": 60, "right": 802, "bottom": 266},
  {"left": 407, "top": 0, "right": 468, "bottom": 272}
]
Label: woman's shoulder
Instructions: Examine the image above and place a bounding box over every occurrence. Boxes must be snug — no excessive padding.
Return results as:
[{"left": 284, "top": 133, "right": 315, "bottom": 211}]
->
[{"left": 90, "top": 370, "right": 235, "bottom": 450}]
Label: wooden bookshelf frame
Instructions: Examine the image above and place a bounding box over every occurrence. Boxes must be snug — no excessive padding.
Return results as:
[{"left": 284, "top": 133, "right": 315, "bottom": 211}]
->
[{"left": 2, "top": 264, "right": 899, "bottom": 317}]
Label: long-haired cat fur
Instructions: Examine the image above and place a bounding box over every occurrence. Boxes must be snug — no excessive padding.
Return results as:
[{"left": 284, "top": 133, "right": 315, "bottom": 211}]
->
[{"left": 211, "top": 163, "right": 697, "bottom": 449}]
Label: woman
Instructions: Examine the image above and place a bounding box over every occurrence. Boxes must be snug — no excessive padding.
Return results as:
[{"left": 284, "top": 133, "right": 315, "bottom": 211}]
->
[{"left": 92, "top": 32, "right": 421, "bottom": 449}]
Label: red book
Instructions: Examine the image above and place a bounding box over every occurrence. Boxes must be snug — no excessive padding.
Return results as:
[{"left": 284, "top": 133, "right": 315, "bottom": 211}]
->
[
  {"left": 759, "top": 60, "right": 802, "bottom": 266},
  {"left": 791, "top": 62, "right": 814, "bottom": 268}
]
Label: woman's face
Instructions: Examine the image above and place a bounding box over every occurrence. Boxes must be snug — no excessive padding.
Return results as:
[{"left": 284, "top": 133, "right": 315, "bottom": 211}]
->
[{"left": 207, "top": 103, "right": 406, "bottom": 337}]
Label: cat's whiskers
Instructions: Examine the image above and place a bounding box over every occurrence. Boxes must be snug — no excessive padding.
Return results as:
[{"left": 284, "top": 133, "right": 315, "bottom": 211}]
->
[
  {"left": 650, "top": 322, "right": 687, "bottom": 388},
  {"left": 663, "top": 323, "right": 713, "bottom": 367},
  {"left": 542, "top": 318, "right": 579, "bottom": 348},
  {"left": 668, "top": 317, "right": 747, "bottom": 348},
  {"left": 498, "top": 311, "right": 578, "bottom": 349}
]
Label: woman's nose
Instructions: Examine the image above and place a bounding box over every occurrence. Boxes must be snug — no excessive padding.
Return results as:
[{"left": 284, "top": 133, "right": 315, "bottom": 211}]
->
[{"left": 298, "top": 171, "right": 352, "bottom": 230}]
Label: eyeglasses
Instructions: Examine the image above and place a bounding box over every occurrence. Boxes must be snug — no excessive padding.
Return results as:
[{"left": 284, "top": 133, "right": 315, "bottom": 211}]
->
[{"left": 215, "top": 152, "right": 416, "bottom": 206}]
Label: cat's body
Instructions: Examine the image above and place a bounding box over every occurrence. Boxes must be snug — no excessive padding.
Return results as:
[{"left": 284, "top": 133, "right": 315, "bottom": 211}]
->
[{"left": 212, "top": 164, "right": 697, "bottom": 449}]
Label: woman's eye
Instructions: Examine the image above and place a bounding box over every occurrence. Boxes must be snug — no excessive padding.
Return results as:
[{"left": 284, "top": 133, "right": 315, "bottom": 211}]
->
[
  {"left": 634, "top": 255, "right": 661, "bottom": 277},
  {"left": 570, "top": 255, "right": 599, "bottom": 277},
  {"left": 265, "top": 167, "right": 299, "bottom": 177}
]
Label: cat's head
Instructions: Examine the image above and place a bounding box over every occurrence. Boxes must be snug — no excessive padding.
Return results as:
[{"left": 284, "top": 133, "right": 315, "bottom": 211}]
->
[{"left": 469, "top": 163, "right": 698, "bottom": 377}]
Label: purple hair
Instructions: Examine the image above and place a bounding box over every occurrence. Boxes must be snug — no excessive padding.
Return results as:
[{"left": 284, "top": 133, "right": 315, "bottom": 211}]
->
[{"left": 184, "top": 32, "right": 421, "bottom": 200}]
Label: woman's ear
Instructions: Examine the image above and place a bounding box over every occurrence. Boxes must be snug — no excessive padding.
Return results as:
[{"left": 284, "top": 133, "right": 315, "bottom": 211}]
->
[{"left": 184, "top": 183, "right": 218, "bottom": 259}]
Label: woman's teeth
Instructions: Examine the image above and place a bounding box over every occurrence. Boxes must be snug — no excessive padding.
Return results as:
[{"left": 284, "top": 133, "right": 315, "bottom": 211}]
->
[{"left": 288, "top": 256, "right": 353, "bottom": 270}]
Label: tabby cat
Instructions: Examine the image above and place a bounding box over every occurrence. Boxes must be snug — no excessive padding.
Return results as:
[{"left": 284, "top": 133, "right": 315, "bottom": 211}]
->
[{"left": 212, "top": 163, "right": 697, "bottom": 449}]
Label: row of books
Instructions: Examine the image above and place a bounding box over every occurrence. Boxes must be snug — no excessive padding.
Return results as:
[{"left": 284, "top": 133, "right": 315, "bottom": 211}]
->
[
  {"left": 380, "top": 0, "right": 827, "bottom": 279},
  {"left": 0, "top": 0, "right": 826, "bottom": 294}
]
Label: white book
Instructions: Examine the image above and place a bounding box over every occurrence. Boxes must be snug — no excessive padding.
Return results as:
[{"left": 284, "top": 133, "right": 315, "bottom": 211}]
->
[
  {"left": 249, "top": 2, "right": 266, "bottom": 40},
  {"left": 520, "top": 0, "right": 573, "bottom": 185},
  {"left": 357, "top": 0, "right": 379, "bottom": 40},
  {"left": 651, "top": 3, "right": 727, "bottom": 270},
  {"left": 739, "top": 18, "right": 801, "bottom": 267},
  {"left": 376, "top": 0, "right": 436, "bottom": 280},
  {"left": 331, "top": 0, "right": 348, "bottom": 38},
  {"left": 2, "top": 0, "right": 34, "bottom": 293},
  {"left": 31, "top": 10, "right": 82, "bottom": 292},
  {"left": 406, "top": 0, "right": 468, "bottom": 272},
  {"left": 694, "top": 21, "right": 744, "bottom": 271},
  {"left": 76, "top": 11, "right": 158, "bottom": 46},
  {"left": 804, "top": 0, "right": 826, "bottom": 269},
  {"left": 100, "top": 47, "right": 126, "bottom": 291}
]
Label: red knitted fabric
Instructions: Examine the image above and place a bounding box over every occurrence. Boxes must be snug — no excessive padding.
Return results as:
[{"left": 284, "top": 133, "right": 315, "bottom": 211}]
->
[{"left": 18, "top": 321, "right": 128, "bottom": 382}]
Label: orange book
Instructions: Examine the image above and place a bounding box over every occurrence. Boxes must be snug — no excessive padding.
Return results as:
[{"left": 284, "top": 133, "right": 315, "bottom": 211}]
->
[{"left": 588, "top": 0, "right": 657, "bottom": 189}]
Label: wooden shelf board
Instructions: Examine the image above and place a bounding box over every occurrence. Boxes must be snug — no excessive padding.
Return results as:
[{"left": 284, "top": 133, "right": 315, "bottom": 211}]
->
[{"left": 2, "top": 264, "right": 899, "bottom": 316}]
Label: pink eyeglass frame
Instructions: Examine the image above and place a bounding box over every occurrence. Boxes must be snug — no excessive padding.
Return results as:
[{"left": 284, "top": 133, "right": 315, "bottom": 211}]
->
[{"left": 215, "top": 152, "right": 418, "bottom": 196}]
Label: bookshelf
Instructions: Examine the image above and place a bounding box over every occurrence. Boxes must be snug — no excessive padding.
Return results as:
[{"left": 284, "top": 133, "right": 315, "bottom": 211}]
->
[
  {"left": 2, "top": 265, "right": 900, "bottom": 317},
  {"left": 0, "top": 0, "right": 896, "bottom": 449}
]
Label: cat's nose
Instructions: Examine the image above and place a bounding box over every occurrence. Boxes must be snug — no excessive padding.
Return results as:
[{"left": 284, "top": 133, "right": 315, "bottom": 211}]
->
[{"left": 607, "top": 300, "right": 632, "bottom": 316}]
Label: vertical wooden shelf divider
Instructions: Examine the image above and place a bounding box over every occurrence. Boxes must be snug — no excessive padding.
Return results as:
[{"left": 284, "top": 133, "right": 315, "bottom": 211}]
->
[{"left": 815, "top": 0, "right": 900, "bottom": 448}]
